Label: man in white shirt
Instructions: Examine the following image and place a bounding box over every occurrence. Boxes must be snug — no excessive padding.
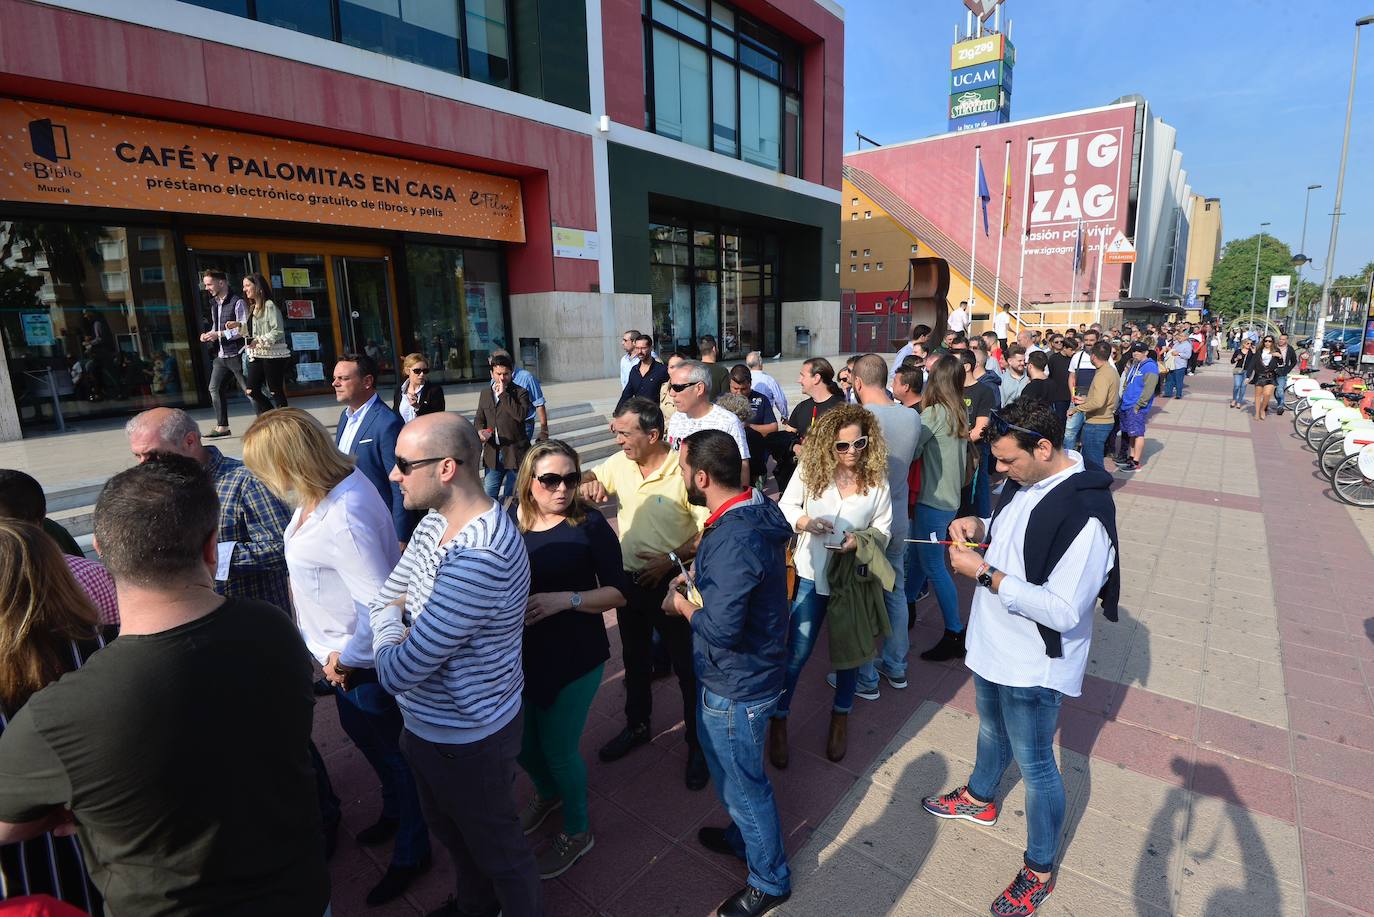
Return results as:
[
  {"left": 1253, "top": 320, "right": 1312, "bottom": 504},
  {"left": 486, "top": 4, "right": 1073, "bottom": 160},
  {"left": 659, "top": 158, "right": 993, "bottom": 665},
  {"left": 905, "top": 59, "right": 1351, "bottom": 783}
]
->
[
  {"left": 922, "top": 397, "right": 1117, "bottom": 917},
  {"left": 993, "top": 303, "right": 1012, "bottom": 350},
  {"left": 619, "top": 329, "right": 640, "bottom": 388},
  {"left": 999, "top": 345, "right": 1030, "bottom": 406},
  {"left": 746, "top": 351, "right": 789, "bottom": 421},
  {"left": 947, "top": 301, "right": 971, "bottom": 335},
  {"left": 666, "top": 360, "right": 750, "bottom": 485},
  {"left": 890, "top": 324, "right": 932, "bottom": 383}
]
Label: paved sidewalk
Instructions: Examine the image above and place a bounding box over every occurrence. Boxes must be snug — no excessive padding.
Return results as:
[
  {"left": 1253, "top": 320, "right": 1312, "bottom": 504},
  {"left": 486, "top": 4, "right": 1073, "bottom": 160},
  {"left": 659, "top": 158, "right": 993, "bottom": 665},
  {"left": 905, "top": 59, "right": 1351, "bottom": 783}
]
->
[{"left": 313, "top": 362, "right": 1374, "bottom": 916}]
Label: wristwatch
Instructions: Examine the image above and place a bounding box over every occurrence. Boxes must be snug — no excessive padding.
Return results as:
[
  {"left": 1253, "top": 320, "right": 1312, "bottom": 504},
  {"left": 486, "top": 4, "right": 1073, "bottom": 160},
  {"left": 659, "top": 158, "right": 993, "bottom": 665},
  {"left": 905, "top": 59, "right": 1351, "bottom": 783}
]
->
[
  {"left": 570, "top": 592, "right": 583, "bottom": 609},
  {"left": 976, "top": 563, "right": 997, "bottom": 589}
]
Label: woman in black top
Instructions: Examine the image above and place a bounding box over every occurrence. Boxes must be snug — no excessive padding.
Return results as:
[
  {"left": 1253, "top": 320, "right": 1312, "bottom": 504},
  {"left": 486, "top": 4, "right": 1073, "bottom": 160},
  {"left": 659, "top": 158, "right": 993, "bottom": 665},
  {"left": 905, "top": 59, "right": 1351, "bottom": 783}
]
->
[
  {"left": 1230, "top": 338, "right": 1255, "bottom": 408},
  {"left": 392, "top": 353, "right": 445, "bottom": 422},
  {"left": 0, "top": 520, "right": 113, "bottom": 914},
  {"left": 1250, "top": 335, "right": 1286, "bottom": 421},
  {"left": 511, "top": 441, "right": 626, "bottom": 880}
]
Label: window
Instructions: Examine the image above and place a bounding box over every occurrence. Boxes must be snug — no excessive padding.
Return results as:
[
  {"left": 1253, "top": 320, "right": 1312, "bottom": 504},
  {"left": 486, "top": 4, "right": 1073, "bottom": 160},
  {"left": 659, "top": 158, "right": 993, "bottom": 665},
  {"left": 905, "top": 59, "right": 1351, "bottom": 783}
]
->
[
  {"left": 849, "top": 264, "right": 856, "bottom": 272},
  {"left": 863, "top": 248, "right": 870, "bottom": 256},
  {"left": 864, "top": 211, "right": 872, "bottom": 220},
  {"left": 645, "top": 0, "right": 802, "bottom": 176},
  {"left": 101, "top": 271, "right": 126, "bottom": 292},
  {"left": 849, "top": 250, "right": 857, "bottom": 258},
  {"left": 863, "top": 264, "right": 870, "bottom": 272},
  {"left": 851, "top": 198, "right": 859, "bottom": 206},
  {"left": 850, "top": 212, "right": 858, "bottom": 221},
  {"left": 911, "top": 244, "right": 918, "bottom": 253},
  {"left": 877, "top": 262, "right": 884, "bottom": 271},
  {"left": 99, "top": 239, "right": 125, "bottom": 261},
  {"left": 140, "top": 267, "right": 165, "bottom": 284},
  {"left": 183, "top": 0, "right": 511, "bottom": 87},
  {"left": 138, "top": 235, "right": 165, "bottom": 251},
  {"left": 403, "top": 242, "right": 509, "bottom": 383}
]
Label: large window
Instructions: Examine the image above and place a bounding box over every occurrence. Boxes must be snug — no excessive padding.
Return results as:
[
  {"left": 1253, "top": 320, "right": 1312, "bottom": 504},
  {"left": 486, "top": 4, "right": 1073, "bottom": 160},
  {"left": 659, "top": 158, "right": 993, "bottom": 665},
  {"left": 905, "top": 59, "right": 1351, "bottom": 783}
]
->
[
  {"left": 645, "top": 0, "right": 802, "bottom": 176},
  {"left": 402, "top": 242, "right": 508, "bottom": 383},
  {"left": 180, "top": 0, "right": 511, "bottom": 86},
  {"left": 649, "top": 214, "right": 779, "bottom": 360},
  {"left": 0, "top": 221, "right": 197, "bottom": 430}
]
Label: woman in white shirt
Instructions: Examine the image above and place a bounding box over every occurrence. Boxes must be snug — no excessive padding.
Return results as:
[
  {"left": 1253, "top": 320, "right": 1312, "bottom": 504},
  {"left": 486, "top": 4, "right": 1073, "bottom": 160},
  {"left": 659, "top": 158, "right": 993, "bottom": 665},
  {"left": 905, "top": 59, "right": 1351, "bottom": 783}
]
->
[
  {"left": 774, "top": 405, "right": 891, "bottom": 763},
  {"left": 242, "top": 408, "right": 431, "bottom": 907}
]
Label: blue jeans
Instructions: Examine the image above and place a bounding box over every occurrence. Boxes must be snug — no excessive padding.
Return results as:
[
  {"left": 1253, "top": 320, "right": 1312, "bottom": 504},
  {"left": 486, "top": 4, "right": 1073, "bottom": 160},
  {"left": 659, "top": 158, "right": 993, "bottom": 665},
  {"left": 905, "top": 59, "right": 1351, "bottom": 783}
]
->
[
  {"left": 905, "top": 505, "right": 962, "bottom": 633},
  {"left": 1063, "top": 409, "right": 1084, "bottom": 452},
  {"left": 859, "top": 529, "right": 909, "bottom": 684},
  {"left": 335, "top": 680, "right": 431, "bottom": 867},
  {"left": 967, "top": 673, "right": 1065, "bottom": 874},
  {"left": 1273, "top": 375, "right": 1289, "bottom": 409},
  {"left": 698, "top": 686, "right": 791, "bottom": 896},
  {"left": 1166, "top": 367, "right": 1186, "bottom": 397},
  {"left": 1232, "top": 373, "right": 1247, "bottom": 404},
  {"left": 969, "top": 441, "right": 992, "bottom": 518},
  {"left": 775, "top": 579, "right": 858, "bottom": 717},
  {"left": 482, "top": 453, "right": 516, "bottom": 499},
  {"left": 1079, "top": 422, "right": 1111, "bottom": 472}
]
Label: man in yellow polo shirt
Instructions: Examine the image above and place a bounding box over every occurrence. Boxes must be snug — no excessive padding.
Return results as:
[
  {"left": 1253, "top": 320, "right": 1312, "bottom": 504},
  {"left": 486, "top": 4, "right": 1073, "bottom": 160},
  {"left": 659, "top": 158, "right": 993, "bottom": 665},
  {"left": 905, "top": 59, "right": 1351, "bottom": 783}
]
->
[{"left": 581, "top": 396, "right": 710, "bottom": 790}]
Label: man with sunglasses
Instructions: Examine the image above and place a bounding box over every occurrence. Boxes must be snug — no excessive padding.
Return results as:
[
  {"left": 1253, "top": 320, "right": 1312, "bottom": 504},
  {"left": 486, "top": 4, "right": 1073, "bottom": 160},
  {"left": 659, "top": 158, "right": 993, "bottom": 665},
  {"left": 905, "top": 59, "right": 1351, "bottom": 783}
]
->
[
  {"left": 922, "top": 397, "right": 1118, "bottom": 917},
  {"left": 666, "top": 360, "right": 751, "bottom": 487},
  {"left": 1045, "top": 336, "right": 1072, "bottom": 422},
  {"left": 370, "top": 412, "right": 542, "bottom": 917},
  {"left": 581, "top": 398, "right": 712, "bottom": 789}
]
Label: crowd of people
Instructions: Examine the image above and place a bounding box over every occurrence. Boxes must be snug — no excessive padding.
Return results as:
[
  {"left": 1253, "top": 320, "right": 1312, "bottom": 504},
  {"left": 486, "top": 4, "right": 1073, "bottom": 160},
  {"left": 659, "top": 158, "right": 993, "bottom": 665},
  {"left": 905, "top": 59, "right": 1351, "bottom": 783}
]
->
[{"left": 3, "top": 308, "right": 1274, "bottom": 917}]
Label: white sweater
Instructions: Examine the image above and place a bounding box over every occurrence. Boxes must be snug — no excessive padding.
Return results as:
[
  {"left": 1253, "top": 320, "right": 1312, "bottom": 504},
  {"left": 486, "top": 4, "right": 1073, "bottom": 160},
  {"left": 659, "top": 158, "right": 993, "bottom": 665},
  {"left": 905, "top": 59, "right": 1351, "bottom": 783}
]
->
[{"left": 779, "top": 467, "right": 891, "bottom": 596}]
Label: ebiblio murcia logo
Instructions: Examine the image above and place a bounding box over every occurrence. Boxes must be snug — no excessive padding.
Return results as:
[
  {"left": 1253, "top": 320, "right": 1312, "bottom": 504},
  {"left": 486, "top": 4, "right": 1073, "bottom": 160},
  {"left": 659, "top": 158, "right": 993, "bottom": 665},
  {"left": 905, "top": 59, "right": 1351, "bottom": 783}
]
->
[{"left": 23, "top": 118, "right": 82, "bottom": 187}]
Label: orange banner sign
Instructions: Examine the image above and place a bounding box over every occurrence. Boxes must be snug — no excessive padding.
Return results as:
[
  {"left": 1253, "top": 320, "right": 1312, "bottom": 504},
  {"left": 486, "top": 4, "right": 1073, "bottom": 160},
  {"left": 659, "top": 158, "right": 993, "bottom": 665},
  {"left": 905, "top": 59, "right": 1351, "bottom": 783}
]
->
[{"left": 0, "top": 100, "right": 525, "bottom": 243}]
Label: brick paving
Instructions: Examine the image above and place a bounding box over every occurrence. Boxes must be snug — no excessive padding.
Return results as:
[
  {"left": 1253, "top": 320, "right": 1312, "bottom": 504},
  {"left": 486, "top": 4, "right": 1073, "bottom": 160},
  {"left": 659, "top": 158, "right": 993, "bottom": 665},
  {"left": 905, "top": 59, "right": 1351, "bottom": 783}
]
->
[{"left": 309, "top": 362, "right": 1374, "bottom": 916}]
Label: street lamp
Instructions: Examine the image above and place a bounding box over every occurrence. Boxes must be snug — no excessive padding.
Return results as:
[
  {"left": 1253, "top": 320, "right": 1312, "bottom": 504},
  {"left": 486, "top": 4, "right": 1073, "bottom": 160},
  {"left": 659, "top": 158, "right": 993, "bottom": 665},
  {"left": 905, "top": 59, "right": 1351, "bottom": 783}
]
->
[
  {"left": 1248, "top": 221, "right": 1271, "bottom": 332},
  {"left": 1290, "top": 183, "right": 1321, "bottom": 335},
  {"left": 1314, "top": 14, "right": 1373, "bottom": 354}
]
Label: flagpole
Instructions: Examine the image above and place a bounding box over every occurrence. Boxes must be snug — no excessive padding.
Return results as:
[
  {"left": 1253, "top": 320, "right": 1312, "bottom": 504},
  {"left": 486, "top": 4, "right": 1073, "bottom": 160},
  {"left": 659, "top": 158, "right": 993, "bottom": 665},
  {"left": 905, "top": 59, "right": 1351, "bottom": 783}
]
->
[
  {"left": 1068, "top": 220, "right": 1080, "bottom": 330},
  {"left": 968, "top": 145, "right": 981, "bottom": 316},
  {"left": 1014, "top": 136, "right": 1033, "bottom": 330},
  {"left": 992, "top": 139, "right": 1011, "bottom": 322},
  {"left": 1092, "top": 229, "right": 1105, "bottom": 323}
]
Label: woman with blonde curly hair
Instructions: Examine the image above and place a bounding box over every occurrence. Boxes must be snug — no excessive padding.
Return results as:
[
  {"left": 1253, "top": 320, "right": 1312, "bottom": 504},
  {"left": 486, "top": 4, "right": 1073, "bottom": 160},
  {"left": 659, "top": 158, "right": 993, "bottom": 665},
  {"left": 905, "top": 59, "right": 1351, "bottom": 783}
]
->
[
  {"left": 0, "top": 519, "right": 111, "bottom": 912},
  {"left": 773, "top": 405, "right": 891, "bottom": 763}
]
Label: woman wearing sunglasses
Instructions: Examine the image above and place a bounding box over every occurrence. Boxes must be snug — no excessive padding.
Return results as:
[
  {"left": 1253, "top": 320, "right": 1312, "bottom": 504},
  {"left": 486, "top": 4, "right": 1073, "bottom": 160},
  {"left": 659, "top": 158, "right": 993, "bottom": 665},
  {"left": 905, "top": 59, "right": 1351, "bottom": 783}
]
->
[
  {"left": 241, "top": 408, "right": 431, "bottom": 906},
  {"left": 392, "top": 352, "right": 446, "bottom": 423},
  {"left": 775, "top": 405, "right": 891, "bottom": 763},
  {"left": 510, "top": 441, "right": 627, "bottom": 879},
  {"left": 1229, "top": 338, "right": 1255, "bottom": 408},
  {"left": 1249, "top": 335, "right": 1286, "bottom": 420}
]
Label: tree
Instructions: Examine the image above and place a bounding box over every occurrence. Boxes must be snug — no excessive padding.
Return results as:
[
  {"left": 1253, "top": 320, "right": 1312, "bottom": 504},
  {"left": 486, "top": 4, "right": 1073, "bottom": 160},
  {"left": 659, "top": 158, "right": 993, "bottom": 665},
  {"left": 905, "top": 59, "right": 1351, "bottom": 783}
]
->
[{"left": 1206, "top": 233, "right": 1297, "bottom": 323}]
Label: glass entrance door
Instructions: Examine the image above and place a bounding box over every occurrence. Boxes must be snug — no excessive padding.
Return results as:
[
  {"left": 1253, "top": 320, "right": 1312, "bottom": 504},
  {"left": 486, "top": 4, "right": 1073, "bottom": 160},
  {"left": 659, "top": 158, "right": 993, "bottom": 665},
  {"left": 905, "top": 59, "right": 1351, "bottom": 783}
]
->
[
  {"left": 335, "top": 257, "right": 398, "bottom": 391},
  {"left": 267, "top": 252, "right": 336, "bottom": 392}
]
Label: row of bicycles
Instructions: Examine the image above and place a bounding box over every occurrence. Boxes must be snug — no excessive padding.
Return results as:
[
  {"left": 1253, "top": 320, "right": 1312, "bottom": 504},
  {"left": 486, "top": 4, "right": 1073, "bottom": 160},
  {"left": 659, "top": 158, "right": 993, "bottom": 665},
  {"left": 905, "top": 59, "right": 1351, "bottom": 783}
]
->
[{"left": 1289, "top": 370, "right": 1374, "bottom": 506}]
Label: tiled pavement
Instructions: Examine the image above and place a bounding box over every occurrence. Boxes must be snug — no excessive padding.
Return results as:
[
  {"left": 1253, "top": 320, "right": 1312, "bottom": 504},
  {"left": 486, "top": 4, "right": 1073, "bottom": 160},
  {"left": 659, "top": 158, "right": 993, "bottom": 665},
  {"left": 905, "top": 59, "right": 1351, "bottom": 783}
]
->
[{"left": 315, "top": 362, "right": 1374, "bottom": 916}]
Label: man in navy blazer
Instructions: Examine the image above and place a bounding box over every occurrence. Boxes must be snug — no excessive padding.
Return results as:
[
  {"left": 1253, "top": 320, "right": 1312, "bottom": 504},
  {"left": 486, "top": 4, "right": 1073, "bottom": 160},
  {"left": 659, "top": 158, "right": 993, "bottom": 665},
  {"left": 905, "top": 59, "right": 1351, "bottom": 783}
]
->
[{"left": 332, "top": 352, "right": 417, "bottom": 543}]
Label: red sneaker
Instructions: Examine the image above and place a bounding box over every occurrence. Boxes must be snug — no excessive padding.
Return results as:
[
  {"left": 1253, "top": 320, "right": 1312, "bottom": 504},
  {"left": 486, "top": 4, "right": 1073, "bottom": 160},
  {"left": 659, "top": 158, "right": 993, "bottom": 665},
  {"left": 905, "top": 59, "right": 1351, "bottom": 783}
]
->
[
  {"left": 920, "top": 786, "right": 998, "bottom": 825},
  {"left": 990, "top": 866, "right": 1054, "bottom": 917}
]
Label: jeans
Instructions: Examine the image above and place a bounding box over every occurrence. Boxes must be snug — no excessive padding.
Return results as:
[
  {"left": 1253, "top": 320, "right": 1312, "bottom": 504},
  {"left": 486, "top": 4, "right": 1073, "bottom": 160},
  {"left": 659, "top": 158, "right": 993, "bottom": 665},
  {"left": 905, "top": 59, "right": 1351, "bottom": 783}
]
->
[
  {"left": 1232, "top": 373, "right": 1248, "bottom": 404},
  {"left": 972, "top": 441, "right": 992, "bottom": 518},
  {"left": 1079, "top": 422, "right": 1111, "bottom": 472},
  {"left": 905, "top": 505, "right": 962, "bottom": 633},
  {"left": 518, "top": 664, "right": 603, "bottom": 835},
  {"left": 618, "top": 575, "right": 699, "bottom": 751},
  {"left": 208, "top": 354, "right": 248, "bottom": 427},
  {"left": 335, "top": 680, "right": 431, "bottom": 867},
  {"left": 245, "top": 355, "right": 290, "bottom": 413},
  {"left": 967, "top": 673, "right": 1065, "bottom": 874},
  {"left": 775, "top": 579, "right": 857, "bottom": 717},
  {"left": 401, "top": 714, "right": 542, "bottom": 917},
  {"left": 697, "top": 686, "right": 791, "bottom": 896},
  {"left": 859, "top": 531, "right": 909, "bottom": 684},
  {"left": 1163, "top": 367, "right": 1186, "bottom": 398},
  {"left": 1273, "top": 375, "right": 1289, "bottom": 410},
  {"left": 482, "top": 453, "right": 516, "bottom": 499},
  {"left": 1063, "top": 409, "right": 1085, "bottom": 451}
]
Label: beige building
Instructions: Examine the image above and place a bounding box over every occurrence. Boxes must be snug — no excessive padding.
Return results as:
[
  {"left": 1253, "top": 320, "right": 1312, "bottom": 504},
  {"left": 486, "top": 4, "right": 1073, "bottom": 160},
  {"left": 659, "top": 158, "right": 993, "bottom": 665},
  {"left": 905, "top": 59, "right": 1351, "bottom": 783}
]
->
[{"left": 1184, "top": 195, "right": 1224, "bottom": 301}]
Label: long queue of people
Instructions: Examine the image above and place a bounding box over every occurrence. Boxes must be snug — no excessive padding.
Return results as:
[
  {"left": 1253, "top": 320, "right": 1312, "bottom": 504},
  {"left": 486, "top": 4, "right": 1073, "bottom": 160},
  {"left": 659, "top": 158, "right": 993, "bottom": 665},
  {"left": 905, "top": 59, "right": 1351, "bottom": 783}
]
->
[{"left": 0, "top": 326, "right": 1131, "bottom": 917}]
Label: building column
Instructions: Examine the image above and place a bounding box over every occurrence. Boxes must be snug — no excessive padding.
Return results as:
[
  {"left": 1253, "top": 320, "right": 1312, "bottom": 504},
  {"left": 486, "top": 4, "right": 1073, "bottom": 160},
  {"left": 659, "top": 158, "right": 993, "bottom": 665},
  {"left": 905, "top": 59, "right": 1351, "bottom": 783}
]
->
[{"left": 0, "top": 342, "right": 20, "bottom": 441}]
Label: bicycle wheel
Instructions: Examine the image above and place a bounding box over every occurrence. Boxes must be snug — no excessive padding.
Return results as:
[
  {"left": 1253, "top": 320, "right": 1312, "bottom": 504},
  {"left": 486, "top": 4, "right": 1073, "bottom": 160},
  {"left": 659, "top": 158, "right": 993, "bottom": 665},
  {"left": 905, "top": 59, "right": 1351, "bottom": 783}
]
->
[
  {"left": 1319, "top": 433, "right": 1348, "bottom": 477},
  {"left": 1306, "top": 417, "right": 1333, "bottom": 450},
  {"left": 1294, "top": 404, "right": 1313, "bottom": 433},
  {"left": 1333, "top": 454, "right": 1374, "bottom": 506}
]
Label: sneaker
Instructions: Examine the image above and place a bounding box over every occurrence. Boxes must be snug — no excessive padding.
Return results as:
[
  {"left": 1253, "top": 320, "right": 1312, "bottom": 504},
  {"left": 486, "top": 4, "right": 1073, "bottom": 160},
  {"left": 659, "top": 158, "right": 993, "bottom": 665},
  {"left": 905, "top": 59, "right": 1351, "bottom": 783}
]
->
[
  {"left": 825, "top": 671, "right": 880, "bottom": 701},
  {"left": 204, "top": 428, "right": 232, "bottom": 439},
  {"left": 1116, "top": 460, "right": 1137, "bottom": 474},
  {"left": 920, "top": 786, "right": 998, "bottom": 825},
  {"left": 919, "top": 629, "right": 966, "bottom": 662},
  {"left": 519, "top": 794, "right": 563, "bottom": 835},
  {"left": 536, "top": 831, "right": 594, "bottom": 879},
  {"left": 875, "top": 664, "right": 908, "bottom": 690},
  {"left": 990, "top": 866, "right": 1055, "bottom": 916},
  {"left": 915, "top": 584, "right": 931, "bottom": 602}
]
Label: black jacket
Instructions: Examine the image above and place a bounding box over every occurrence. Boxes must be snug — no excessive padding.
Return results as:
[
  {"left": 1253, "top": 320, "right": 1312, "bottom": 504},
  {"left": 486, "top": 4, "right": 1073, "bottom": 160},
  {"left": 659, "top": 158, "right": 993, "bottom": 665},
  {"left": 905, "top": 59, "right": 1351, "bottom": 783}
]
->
[
  {"left": 618, "top": 359, "right": 669, "bottom": 412},
  {"left": 392, "top": 380, "right": 446, "bottom": 417}
]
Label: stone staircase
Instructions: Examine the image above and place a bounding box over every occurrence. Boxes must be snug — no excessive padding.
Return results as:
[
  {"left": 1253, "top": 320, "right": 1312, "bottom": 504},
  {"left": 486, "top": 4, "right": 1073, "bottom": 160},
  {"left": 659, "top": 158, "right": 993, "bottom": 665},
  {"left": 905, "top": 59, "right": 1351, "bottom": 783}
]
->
[{"left": 46, "top": 402, "right": 618, "bottom": 555}]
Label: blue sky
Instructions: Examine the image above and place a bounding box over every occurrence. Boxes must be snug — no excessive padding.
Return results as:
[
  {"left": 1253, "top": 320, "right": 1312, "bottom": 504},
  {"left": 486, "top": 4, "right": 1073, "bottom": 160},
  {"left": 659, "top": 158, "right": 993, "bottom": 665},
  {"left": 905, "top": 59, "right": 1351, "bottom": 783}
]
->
[{"left": 842, "top": 0, "right": 1374, "bottom": 278}]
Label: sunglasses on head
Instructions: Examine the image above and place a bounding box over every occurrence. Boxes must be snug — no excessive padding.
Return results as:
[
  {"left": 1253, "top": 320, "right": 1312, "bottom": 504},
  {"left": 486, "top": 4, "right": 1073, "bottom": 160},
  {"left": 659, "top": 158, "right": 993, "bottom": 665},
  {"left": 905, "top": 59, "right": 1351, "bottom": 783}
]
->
[
  {"left": 534, "top": 471, "right": 581, "bottom": 491},
  {"left": 834, "top": 435, "right": 868, "bottom": 453},
  {"left": 668, "top": 381, "right": 700, "bottom": 393},
  {"left": 990, "top": 410, "right": 1044, "bottom": 442},
  {"left": 395, "top": 455, "right": 457, "bottom": 475}
]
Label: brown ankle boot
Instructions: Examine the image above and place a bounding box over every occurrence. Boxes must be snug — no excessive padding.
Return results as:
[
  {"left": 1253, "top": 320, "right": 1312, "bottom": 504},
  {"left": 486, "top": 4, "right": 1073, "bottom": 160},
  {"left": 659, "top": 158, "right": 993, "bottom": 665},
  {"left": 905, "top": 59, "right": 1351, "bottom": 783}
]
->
[
  {"left": 768, "top": 718, "right": 789, "bottom": 770},
  {"left": 826, "top": 712, "right": 848, "bottom": 762}
]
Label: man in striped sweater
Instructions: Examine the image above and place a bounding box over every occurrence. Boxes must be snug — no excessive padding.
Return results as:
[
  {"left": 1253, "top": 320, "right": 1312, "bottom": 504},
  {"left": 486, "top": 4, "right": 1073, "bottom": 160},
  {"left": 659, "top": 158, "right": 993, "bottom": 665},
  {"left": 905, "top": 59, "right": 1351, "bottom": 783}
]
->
[{"left": 369, "top": 412, "right": 540, "bottom": 917}]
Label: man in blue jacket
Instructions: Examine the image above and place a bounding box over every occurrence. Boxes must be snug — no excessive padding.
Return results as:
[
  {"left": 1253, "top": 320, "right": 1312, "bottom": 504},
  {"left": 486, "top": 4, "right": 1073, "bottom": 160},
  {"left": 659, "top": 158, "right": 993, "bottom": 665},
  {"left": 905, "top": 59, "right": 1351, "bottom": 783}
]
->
[
  {"left": 667, "top": 429, "right": 792, "bottom": 917},
  {"left": 333, "top": 352, "right": 417, "bottom": 544}
]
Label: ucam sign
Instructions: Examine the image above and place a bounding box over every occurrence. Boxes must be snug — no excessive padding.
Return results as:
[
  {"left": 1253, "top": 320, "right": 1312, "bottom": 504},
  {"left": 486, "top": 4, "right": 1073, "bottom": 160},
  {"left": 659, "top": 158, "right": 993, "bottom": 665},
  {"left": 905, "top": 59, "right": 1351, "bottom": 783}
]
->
[
  {"left": 1027, "top": 127, "right": 1125, "bottom": 227},
  {"left": 949, "top": 61, "right": 1013, "bottom": 94}
]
